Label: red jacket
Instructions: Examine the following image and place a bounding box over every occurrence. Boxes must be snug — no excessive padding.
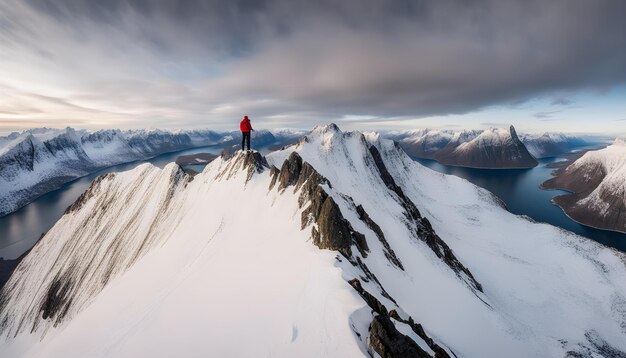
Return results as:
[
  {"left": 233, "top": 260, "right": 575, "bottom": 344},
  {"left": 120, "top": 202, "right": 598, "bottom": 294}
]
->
[{"left": 240, "top": 118, "right": 252, "bottom": 132}]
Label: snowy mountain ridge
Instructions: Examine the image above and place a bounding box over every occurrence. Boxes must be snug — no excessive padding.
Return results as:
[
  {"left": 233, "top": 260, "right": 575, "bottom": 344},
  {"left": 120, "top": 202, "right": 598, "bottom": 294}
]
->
[
  {"left": 0, "top": 127, "right": 303, "bottom": 217},
  {"left": 388, "top": 127, "right": 591, "bottom": 162},
  {"left": 542, "top": 139, "right": 626, "bottom": 234},
  {"left": 435, "top": 125, "right": 538, "bottom": 168},
  {"left": 1, "top": 124, "right": 625, "bottom": 357}
]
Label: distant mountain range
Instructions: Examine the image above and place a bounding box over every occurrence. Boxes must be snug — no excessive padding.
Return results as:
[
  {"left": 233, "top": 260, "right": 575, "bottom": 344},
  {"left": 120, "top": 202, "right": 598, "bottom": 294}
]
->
[
  {"left": 542, "top": 139, "right": 626, "bottom": 234},
  {"left": 1, "top": 124, "right": 624, "bottom": 357},
  {"left": 386, "top": 125, "right": 595, "bottom": 168},
  {"left": 0, "top": 128, "right": 302, "bottom": 217}
]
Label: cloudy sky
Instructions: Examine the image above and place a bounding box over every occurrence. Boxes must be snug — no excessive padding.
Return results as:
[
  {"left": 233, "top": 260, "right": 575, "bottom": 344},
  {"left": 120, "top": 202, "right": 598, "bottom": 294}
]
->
[{"left": 1, "top": 0, "right": 625, "bottom": 135}]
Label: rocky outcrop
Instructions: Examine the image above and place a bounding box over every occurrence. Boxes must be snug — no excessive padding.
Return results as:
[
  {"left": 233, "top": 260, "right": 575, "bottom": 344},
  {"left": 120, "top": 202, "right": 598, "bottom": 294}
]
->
[
  {"left": 389, "top": 310, "right": 452, "bottom": 358},
  {"left": 349, "top": 278, "right": 451, "bottom": 358},
  {"left": 369, "top": 314, "right": 431, "bottom": 358},
  {"left": 356, "top": 204, "right": 404, "bottom": 270},
  {"left": 271, "top": 152, "right": 368, "bottom": 257},
  {"left": 217, "top": 150, "right": 269, "bottom": 182},
  {"left": 369, "top": 145, "right": 482, "bottom": 292}
]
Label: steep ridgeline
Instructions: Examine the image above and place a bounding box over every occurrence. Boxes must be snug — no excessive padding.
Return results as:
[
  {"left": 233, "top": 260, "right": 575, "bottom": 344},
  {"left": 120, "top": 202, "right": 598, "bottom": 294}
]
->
[
  {"left": 0, "top": 127, "right": 304, "bottom": 217},
  {"left": 1, "top": 125, "right": 626, "bottom": 357},
  {"left": 389, "top": 126, "right": 538, "bottom": 168},
  {"left": 435, "top": 126, "right": 537, "bottom": 168},
  {"left": 0, "top": 128, "right": 223, "bottom": 217},
  {"left": 542, "top": 139, "right": 626, "bottom": 233}
]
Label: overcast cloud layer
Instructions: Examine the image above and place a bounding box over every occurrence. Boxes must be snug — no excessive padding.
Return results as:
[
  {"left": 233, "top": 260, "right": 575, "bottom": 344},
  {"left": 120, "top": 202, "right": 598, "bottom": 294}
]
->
[{"left": 1, "top": 0, "right": 625, "bottom": 131}]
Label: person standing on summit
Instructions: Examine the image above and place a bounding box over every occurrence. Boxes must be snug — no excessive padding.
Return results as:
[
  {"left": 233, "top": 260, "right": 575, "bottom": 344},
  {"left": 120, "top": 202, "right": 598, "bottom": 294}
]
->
[{"left": 240, "top": 115, "right": 253, "bottom": 151}]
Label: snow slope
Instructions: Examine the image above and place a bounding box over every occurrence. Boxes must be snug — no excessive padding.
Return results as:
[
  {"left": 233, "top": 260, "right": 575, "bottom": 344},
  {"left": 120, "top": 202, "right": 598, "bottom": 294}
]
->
[
  {"left": 542, "top": 139, "right": 626, "bottom": 233},
  {"left": 1, "top": 124, "right": 625, "bottom": 357}
]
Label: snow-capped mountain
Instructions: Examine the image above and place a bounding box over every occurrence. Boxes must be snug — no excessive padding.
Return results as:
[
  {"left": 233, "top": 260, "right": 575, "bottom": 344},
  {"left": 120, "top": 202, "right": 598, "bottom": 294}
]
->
[
  {"left": 436, "top": 126, "right": 538, "bottom": 168},
  {"left": 0, "top": 127, "right": 304, "bottom": 217},
  {"left": 389, "top": 126, "right": 537, "bottom": 168},
  {"left": 520, "top": 132, "right": 588, "bottom": 158},
  {"left": 542, "top": 139, "right": 626, "bottom": 234},
  {"left": 1, "top": 124, "right": 625, "bottom": 357},
  {"left": 386, "top": 129, "right": 455, "bottom": 159},
  {"left": 389, "top": 127, "right": 594, "bottom": 167}
]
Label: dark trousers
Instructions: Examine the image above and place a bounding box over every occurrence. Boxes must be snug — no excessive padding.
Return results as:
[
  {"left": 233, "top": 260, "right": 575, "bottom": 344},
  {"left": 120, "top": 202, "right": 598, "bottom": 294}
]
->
[{"left": 241, "top": 131, "right": 251, "bottom": 151}]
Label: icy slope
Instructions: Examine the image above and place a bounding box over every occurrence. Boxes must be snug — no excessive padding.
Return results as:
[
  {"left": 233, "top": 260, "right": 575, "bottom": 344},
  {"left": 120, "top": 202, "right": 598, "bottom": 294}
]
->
[
  {"left": 542, "top": 139, "right": 626, "bottom": 233},
  {"left": 1, "top": 125, "right": 626, "bottom": 357}
]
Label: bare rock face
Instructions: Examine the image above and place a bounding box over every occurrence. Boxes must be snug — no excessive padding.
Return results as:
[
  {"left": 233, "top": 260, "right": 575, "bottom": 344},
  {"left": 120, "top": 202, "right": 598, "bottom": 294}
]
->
[
  {"left": 349, "top": 278, "right": 451, "bottom": 358},
  {"left": 369, "top": 314, "right": 431, "bottom": 358},
  {"left": 271, "top": 152, "right": 368, "bottom": 257},
  {"left": 217, "top": 150, "right": 269, "bottom": 182},
  {"left": 356, "top": 204, "right": 404, "bottom": 270}
]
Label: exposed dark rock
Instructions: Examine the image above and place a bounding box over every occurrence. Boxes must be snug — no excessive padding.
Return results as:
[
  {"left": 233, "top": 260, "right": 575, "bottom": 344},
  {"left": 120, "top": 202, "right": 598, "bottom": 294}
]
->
[
  {"left": 356, "top": 204, "right": 404, "bottom": 270},
  {"left": 352, "top": 257, "right": 397, "bottom": 304},
  {"left": 349, "top": 278, "right": 389, "bottom": 316},
  {"left": 40, "top": 274, "right": 73, "bottom": 324},
  {"left": 242, "top": 151, "right": 269, "bottom": 181},
  {"left": 274, "top": 152, "right": 366, "bottom": 258},
  {"left": 217, "top": 150, "right": 269, "bottom": 183},
  {"left": 268, "top": 165, "right": 280, "bottom": 190},
  {"left": 369, "top": 314, "right": 431, "bottom": 358},
  {"left": 368, "top": 145, "right": 482, "bottom": 292},
  {"left": 389, "top": 310, "right": 452, "bottom": 358},
  {"left": 565, "top": 330, "right": 626, "bottom": 358},
  {"left": 416, "top": 217, "right": 482, "bottom": 292}
]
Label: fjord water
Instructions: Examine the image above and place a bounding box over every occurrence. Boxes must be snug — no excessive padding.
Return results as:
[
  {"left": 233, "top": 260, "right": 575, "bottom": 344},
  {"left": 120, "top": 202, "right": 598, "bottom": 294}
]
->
[
  {"left": 0, "top": 145, "right": 222, "bottom": 259},
  {"left": 415, "top": 157, "right": 626, "bottom": 252}
]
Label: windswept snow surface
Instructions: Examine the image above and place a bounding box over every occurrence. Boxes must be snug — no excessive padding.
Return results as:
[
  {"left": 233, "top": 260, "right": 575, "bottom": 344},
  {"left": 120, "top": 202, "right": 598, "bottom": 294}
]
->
[{"left": 1, "top": 125, "right": 625, "bottom": 357}]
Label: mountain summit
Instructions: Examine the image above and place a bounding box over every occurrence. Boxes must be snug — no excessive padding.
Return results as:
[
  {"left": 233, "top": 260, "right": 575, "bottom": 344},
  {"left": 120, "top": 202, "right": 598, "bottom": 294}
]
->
[
  {"left": 435, "top": 125, "right": 538, "bottom": 168},
  {"left": 1, "top": 125, "right": 625, "bottom": 357},
  {"left": 389, "top": 125, "right": 539, "bottom": 168}
]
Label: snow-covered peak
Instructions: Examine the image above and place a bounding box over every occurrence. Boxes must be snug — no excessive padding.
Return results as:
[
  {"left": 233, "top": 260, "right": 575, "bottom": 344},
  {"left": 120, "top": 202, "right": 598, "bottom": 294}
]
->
[
  {"left": 454, "top": 127, "right": 515, "bottom": 152},
  {"left": 613, "top": 138, "right": 626, "bottom": 147},
  {"left": 573, "top": 140, "right": 626, "bottom": 174},
  {"left": 311, "top": 123, "right": 341, "bottom": 135}
]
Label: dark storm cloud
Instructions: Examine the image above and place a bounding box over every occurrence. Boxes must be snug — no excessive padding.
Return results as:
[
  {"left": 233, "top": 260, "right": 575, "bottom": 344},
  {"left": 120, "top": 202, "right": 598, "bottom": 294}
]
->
[{"left": 2, "top": 0, "right": 626, "bottom": 129}]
